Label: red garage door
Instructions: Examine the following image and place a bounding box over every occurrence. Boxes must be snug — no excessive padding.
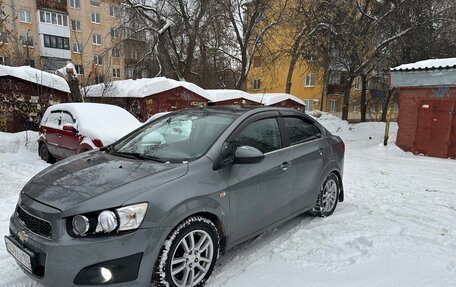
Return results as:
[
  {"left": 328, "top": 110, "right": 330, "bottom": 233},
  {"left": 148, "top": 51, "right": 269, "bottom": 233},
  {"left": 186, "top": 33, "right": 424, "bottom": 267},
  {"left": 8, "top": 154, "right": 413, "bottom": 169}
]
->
[
  {"left": 450, "top": 104, "right": 456, "bottom": 158},
  {"left": 415, "top": 100, "right": 455, "bottom": 158}
]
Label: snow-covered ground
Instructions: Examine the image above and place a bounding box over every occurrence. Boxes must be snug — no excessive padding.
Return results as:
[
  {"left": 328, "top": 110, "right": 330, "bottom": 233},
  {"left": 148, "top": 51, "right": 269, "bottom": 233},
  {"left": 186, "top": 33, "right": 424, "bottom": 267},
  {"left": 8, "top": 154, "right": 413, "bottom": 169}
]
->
[{"left": 1, "top": 114, "right": 455, "bottom": 287}]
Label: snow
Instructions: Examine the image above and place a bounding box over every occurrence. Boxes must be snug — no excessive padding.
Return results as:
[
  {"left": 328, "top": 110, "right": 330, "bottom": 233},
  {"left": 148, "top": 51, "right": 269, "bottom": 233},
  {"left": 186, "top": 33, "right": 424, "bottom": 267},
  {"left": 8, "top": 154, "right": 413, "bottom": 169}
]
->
[
  {"left": 0, "top": 65, "right": 70, "bottom": 93},
  {"left": 250, "top": 93, "right": 306, "bottom": 106},
  {"left": 84, "top": 77, "right": 212, "bottom": 101},
  {"left": 391, "top": 57, "right": 456, "bottom": 71},
  {"left": 1, "top": 114, "right": 456, "bottom": 287},
  {"left": 206, "top": 89, "right": 262, "bottom": 104},
  {"left": 42, "top": 103, "right": 141, "bottom": 146}
]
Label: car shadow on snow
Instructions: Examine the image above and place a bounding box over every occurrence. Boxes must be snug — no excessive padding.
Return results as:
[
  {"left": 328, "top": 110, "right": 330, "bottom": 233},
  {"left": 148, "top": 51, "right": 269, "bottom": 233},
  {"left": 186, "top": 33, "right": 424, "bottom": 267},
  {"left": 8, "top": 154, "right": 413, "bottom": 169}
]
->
[{"left": 208, "top": 213, "right": 316, "bottom": 286}]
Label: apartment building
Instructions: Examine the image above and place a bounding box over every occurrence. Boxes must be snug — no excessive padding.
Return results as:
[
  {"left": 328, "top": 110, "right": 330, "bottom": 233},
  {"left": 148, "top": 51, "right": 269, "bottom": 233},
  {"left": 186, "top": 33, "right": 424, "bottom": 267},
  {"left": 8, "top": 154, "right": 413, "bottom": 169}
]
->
[{"left": 0, "top": 0, "right": 145, "bottom": 84}]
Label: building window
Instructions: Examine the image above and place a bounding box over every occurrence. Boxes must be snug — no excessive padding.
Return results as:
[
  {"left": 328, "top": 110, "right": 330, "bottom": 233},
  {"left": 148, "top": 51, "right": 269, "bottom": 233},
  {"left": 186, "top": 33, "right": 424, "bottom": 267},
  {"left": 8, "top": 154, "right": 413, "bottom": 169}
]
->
[
  {"left": 112, "top": 68, "right": 121, "bottom": 78},
  {"left": 91, "top": 12, "right": 101, "bottom": 24},
  {"left": 110, "top": 28, "right": 120, "bottom": 38},
  {"left": 24, "top": 59, "right": 35, "bottom": 67},
  {"left": 305, "top": 53, "right": 314, "bottom": 62},
  {"left": 92, "top": 34, "right": 102, "bottom": 45},
  {"left": 305, "top": 73, "right": 316, "bottom": 87},
  {"left": 253, "top": 56, "right": 262, "bottom": 68},
  {"left": 0, "top": 32, "right": 9, "bottom": 43},
  {"left": 112, "top": 48, "right": 120, "bottom": 58},
  {"left": 130, "top": 50, "right": 138, "bottom": 60},
  {"left": 126, "top": 68, "right": 134, "bottom": 78},
  {"left": 43, "top": 34, "right": 70, "bottom": 50},
  {"left": 73, "top": 42, "right": 83, "bottom": 53},
  {"left": 252, "top": 79, "right": 261, "bottom": 90},
  {"left": 93, "top": 55, "right": 103, "bottom": 65},
  {"left": 40, "top": 11, "right": 68, "bottom": 26},
  {"left": 303, "top": 99, "right": 313, "bottom": 112},
  {"left": 95, "top": 75, "right": 104, "bottom": 84},
  {"left": 19, "top": 10, "right": 32, "bottom": 23},
  {"left": 329, "top": 71, "right": 341, "bottom": 85},
  {"left": 370, "top": 102, "right": 376, "bottom": 113},
  {"left": 353, "top": 102, "right": 359, "bottom": 112},
  {"left": 71, "top": 20, "right": 81, "bottom": 31},
  {"left": 74, "top": 64, "right": 84, "bottom": 74},
  {"left": 70, "top": 0, "right": 80, "bottom": 9},
  {"left": 329, "top": 99, "right": 337, "bottom": 112},
  {"left": 20, "top": 35, "right": 33, "bottom": 47},
  {"left": 90, "top": 1, "right": 101, "bottom": 7},
  {"left": 109, "top": 6, "right": 119, "bottom": 17},
  {"left": 0, "top": 56, "right": 8, "bottom": 65},
  {"left": 354, "top": 77, "right": 361, "bottom": 90}
]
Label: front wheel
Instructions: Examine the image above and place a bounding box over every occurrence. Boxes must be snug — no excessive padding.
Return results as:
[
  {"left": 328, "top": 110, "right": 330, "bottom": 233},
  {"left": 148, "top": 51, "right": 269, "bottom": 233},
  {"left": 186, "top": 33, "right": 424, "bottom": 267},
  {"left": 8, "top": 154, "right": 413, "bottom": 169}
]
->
[
  {"left": 310, "top": 173, "right": 340, "bottom": 217},
  {"left": 152, "top": 216, "right": 220, "bottom": 287}
]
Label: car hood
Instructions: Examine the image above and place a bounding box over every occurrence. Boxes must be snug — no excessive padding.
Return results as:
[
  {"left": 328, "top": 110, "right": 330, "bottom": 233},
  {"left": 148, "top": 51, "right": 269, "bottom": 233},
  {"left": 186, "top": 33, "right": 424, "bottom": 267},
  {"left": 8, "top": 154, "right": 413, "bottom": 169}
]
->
[
  {"left": 79, "top": 125, "right": 139, "bottom": 146},
  {"left": 22, "top": 151, "right": 188, "bottom": 215}
]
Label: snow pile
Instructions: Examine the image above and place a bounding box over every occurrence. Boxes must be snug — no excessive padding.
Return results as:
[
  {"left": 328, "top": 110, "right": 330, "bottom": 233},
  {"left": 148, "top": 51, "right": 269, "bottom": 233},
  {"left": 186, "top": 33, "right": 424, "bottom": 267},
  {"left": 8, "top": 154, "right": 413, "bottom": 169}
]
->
[
  {"left": 0, "top": 65, "right": 70, "bottom": 93},
  {"left": 250, "top": 93, "right": 306, "bottom": 106},
  {"left": 206, "top": 89, "right": 261, "bottom": 104},
  {"left": 0, "top": 131, "right": 40, "bottom": 154},
  {"left": 55, "top": 63, "right": 78, "bottom": 78},
  {"left": 391, "top": 57, "right": 456, "bottom": 71},
  {"left": 85, "top": 77, "right": 212, "bottom": 101},
  {"left": 43, "top": 103, "right": 141, "bottom": 146}
]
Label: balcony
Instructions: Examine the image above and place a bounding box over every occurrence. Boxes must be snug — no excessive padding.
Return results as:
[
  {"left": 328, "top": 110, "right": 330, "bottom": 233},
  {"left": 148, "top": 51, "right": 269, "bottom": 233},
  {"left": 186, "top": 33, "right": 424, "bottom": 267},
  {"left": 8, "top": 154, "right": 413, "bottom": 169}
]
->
[
  {"left": 327, "top": 84, "right": 345, "bottom": 95},
  {"left": 36, "top": 0, "right": 67, "bottom": 13},
  {"left": 369, "top": 88, "right": 387, "bottom": 98}
]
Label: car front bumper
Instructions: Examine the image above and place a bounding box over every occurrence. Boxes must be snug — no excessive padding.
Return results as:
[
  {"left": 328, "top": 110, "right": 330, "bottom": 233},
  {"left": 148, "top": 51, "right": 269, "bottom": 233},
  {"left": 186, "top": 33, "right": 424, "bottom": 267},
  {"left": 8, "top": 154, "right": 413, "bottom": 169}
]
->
[{"left": 8, "top": 197, "right": 168, "bottom": 287}]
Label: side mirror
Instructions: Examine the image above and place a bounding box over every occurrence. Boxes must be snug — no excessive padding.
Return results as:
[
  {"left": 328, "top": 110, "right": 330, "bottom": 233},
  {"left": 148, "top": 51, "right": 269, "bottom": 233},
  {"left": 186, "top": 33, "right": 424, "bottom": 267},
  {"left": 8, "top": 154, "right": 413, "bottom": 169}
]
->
[
  {"left": 62, "top": 124, "right": 78, "bottom": 133},
  {"left": 234, "top": 145, "right": 265, "bottom": 164}
]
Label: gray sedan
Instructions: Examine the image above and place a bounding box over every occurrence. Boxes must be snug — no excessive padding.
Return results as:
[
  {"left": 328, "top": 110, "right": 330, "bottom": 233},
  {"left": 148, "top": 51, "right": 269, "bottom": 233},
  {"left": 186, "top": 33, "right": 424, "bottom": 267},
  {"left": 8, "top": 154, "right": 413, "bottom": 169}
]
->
[{"left": 6, "top": 107, "right": 345, "bottom": 287}]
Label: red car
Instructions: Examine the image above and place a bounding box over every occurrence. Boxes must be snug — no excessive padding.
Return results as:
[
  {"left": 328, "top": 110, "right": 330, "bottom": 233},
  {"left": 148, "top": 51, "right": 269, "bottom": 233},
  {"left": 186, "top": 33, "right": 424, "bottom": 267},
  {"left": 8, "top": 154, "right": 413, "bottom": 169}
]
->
[{"left": 38, "top": 103, "right": 141, "bottom": 163}]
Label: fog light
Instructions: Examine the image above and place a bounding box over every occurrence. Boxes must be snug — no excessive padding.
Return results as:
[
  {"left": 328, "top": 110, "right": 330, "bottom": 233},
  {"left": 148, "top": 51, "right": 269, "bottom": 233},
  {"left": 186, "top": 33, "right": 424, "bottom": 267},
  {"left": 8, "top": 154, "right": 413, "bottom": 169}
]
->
[{"left": 100, "top": 267, "right": 112, "bottom": 283}]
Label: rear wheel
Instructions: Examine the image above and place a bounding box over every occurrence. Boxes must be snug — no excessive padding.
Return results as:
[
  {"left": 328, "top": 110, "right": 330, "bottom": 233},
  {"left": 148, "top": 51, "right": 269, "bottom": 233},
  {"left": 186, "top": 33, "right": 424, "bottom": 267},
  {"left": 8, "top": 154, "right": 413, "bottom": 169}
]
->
[
  {"left": 39, "top": 144, "right": 55, "bottom": 164},
  {"left": 152, "top": 216, "right": 220, "bottom": 287},
  {"left": 310, "top": 173, "right": 340, "bottom": 217}
]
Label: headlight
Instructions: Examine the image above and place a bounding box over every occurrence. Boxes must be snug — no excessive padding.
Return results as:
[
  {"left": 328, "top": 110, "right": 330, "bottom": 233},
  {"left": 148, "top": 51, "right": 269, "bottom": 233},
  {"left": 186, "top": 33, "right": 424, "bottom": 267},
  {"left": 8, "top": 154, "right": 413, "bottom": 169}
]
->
[{"left": 70, "top": 203, "right": 148, "bottom": 237}]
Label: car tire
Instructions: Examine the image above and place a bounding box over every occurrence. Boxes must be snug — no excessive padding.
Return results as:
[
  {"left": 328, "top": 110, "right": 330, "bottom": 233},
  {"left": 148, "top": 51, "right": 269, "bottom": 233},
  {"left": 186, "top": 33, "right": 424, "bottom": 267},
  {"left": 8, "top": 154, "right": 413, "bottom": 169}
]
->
[
  {"left": 39, "top": 144, "right": 56, "bottom": 164},
  {"left": 152, "top": 216, "right": 220, "bottom": 287},
  {"left": 310, "top": 173, "right": 340, "bottom": 217}
]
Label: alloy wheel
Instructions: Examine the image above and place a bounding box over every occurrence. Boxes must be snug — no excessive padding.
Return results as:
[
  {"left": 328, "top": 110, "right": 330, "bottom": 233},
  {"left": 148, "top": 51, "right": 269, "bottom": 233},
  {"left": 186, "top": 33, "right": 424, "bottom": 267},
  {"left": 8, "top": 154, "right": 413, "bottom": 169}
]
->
[
  {"left": 322, "top": 179, "right": 338, "bottom": 213},
  {"left": 170, "top": 230, "right": 214, "bottom": 287}
]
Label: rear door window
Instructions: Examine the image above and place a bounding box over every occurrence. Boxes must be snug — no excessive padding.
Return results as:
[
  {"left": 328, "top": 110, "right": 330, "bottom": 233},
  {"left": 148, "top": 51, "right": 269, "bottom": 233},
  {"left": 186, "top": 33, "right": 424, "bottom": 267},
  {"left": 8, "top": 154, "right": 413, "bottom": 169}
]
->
[
  {"left": 61, "top": 112, "right": 75, "bottom": 125},
  {"left": 232, "top": 118, "right": 282, "bottom": 153},
  {"left": 283, "top": 117, "right": 317, "bottom": 145},
  {"left": 45, "top": 111, "right": 62, "bottom": 127}
]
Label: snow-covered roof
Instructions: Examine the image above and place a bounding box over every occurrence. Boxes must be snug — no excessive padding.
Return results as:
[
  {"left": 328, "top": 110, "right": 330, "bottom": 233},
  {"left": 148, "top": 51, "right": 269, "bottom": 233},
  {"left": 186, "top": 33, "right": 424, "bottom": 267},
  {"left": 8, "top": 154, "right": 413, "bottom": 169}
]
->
[
  {"left": 84, "top": 77, "right": 211, "bottom": 100},
  {"left": 0, "top": 65, "right": 70, "bottom": 93},
  {"left": 391, "top": 58, "right": 456, "bottom": 72},
  {"left": 206, "top": 89, "right": 262, "bottom": 104},
  {"left": 250, "top": 93, "right": 306, "bottom": 106}
]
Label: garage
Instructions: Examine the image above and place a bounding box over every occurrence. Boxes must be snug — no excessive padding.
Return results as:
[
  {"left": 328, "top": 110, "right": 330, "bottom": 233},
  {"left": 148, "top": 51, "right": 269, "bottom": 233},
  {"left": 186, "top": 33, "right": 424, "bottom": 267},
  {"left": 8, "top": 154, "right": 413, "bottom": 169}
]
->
[{"left": 391, "top": 58, "right": 456, "bottom": 158}]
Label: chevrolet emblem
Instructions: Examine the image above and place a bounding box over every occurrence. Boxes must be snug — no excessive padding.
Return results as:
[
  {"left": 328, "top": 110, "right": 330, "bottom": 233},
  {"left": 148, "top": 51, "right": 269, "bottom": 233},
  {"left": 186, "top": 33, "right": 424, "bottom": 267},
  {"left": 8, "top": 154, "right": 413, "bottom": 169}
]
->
[{"left": 17, "top": 230, "right": 28, "bottom": 243}]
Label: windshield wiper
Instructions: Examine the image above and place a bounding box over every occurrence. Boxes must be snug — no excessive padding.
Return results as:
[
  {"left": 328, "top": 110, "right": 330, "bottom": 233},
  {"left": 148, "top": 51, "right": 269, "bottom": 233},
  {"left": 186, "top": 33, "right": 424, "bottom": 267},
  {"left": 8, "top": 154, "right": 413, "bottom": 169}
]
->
[{"left": 111, "top": 150, "right": 166, "bottom": 163}]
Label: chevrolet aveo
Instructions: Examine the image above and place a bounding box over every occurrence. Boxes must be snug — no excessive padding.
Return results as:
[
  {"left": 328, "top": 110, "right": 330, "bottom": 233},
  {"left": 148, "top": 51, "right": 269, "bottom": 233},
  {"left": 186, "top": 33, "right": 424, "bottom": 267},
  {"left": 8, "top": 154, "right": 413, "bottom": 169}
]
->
[{"left": 6, "top": 107, "right": 345, "bottom": 287}]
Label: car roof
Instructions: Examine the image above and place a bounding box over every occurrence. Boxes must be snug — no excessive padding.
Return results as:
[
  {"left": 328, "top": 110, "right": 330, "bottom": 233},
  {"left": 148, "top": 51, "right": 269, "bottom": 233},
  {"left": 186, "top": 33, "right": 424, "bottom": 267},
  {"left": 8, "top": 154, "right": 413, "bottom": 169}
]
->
[{"left": 180, "top": 105, "right": 304, "bottom": 116}]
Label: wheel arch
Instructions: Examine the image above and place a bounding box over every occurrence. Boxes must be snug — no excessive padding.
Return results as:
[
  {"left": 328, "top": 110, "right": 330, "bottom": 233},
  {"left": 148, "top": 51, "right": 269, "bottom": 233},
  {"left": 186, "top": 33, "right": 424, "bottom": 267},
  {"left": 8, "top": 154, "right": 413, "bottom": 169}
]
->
[
  {"left": 321, "top": 160, "right": 344, "bottom": 203},
  {"left": 156, "top": 199, "right": 228, "bottom": 255}
]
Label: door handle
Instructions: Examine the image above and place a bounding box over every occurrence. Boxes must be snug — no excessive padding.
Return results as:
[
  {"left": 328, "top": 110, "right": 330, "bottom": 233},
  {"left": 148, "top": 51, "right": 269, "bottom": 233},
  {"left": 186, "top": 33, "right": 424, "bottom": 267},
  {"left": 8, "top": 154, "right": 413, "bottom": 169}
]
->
[
  {"left": 319, "top": 148, "right": 324, "bottom": 156},
  {"left": 280, "top": 161, "right": 292, "bottom": 171}
]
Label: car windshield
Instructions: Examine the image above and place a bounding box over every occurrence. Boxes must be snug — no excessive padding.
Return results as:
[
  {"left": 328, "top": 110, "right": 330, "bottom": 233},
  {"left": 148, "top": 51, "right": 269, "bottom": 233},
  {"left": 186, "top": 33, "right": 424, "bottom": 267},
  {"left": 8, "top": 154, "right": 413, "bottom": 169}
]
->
[{"left": 111, "top": 110, "right": 236, "bottom": 162}]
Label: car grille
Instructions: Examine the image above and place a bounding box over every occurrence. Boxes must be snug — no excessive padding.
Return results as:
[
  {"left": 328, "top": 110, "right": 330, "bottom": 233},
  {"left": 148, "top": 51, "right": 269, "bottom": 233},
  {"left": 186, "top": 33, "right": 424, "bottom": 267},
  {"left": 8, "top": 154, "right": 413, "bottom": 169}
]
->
[{"left": 16, "top": 206, "right": 52, "bottom": 238}]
